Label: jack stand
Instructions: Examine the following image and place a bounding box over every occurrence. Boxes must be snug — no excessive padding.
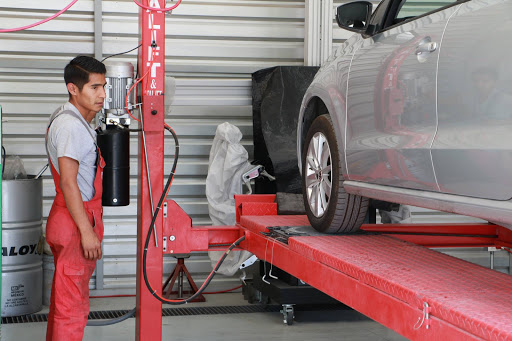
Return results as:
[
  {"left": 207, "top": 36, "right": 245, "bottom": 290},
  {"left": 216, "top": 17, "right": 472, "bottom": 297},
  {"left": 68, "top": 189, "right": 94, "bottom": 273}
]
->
[{"left": 162, "top": 258, "right": 206, "bottom": 302}]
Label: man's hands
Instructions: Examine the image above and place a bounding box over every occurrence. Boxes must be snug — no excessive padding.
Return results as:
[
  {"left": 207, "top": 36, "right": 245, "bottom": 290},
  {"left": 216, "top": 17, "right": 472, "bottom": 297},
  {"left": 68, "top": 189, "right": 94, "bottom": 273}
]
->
[{"left": 80, "top": 228, "right": 102, "bottom": 260}]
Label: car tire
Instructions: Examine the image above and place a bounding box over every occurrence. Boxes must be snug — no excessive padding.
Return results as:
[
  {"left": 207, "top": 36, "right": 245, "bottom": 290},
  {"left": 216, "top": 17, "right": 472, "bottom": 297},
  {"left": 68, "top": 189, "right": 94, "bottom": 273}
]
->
[{"left": 302, "top": 114, "right": 368, "bottom": 233}]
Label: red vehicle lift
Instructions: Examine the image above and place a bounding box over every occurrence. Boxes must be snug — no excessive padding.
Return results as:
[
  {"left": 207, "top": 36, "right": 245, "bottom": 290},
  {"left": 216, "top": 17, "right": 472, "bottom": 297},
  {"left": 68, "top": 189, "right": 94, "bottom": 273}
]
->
[
  {"left": 152, "top": 194, "right": 512, "bottom": 341},
  {"left": 237, "top": 195, "right": 512, "bottom": 341},
  {"left": 134, "top": 2, "right": 512, "bottom": 340}
]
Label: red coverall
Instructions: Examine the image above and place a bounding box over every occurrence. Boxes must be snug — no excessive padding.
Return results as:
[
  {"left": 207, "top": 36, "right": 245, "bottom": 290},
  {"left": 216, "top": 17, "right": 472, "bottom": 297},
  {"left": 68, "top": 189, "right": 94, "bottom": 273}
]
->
[{"left": 45, "top": 118, "right": 105, "bottom": 341}]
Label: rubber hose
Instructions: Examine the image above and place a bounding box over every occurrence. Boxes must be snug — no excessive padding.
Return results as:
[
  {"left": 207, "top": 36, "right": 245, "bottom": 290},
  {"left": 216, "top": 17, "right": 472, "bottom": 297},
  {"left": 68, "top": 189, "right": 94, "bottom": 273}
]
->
[{"left": 86, "top": 308, "right": 136, "bottom": 326}]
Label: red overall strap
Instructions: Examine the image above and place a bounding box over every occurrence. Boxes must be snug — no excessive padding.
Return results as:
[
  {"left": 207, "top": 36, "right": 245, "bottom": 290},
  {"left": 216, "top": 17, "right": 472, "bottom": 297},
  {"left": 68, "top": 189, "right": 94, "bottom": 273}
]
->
[
  {"left": 47, "top": 156, "right": 105, "bottom": 209},
  {"left": 45, "top": 113, "right": 105, "bottom": 209}
]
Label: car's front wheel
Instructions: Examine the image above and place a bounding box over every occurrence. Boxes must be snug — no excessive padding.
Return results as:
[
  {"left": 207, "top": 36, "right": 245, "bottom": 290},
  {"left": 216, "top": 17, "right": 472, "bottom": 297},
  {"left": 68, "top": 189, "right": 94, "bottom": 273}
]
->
[{"left": 302, "top": 114, "right": 368, "bottom": 233}]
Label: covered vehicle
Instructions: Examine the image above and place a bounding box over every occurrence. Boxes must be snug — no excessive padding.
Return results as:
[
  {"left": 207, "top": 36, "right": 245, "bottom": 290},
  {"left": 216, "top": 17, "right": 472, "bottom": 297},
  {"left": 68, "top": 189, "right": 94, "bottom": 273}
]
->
[{"left": 297, "top": 0, "right": 512, "bottom": 233}]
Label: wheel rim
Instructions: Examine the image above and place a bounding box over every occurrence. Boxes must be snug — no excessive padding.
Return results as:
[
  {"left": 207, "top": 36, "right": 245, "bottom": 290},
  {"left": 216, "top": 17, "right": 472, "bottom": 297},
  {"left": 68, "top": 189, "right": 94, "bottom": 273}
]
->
[{"left": 305, "top": 132, "right": 332, "bottom": 217}]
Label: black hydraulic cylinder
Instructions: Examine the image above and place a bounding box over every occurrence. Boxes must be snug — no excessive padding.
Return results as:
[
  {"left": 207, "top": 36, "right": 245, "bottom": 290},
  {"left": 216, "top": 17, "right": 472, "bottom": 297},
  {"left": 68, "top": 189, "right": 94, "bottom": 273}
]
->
[{"left": 97, "top": 126, "right": 130, "bottom": 206}]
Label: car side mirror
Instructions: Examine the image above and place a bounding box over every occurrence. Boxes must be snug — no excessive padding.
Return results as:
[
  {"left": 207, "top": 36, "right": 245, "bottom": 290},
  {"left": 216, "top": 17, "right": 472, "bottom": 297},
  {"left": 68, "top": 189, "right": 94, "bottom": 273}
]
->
[{"left": 335, "top": 1, "right": 373, "bottom": 34}]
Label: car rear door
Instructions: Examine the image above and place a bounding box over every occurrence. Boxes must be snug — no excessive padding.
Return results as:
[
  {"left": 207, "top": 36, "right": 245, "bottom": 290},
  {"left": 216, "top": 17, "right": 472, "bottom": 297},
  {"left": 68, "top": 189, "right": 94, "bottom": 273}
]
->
[
  {"left": 432, "top": 0, "right": 512, "bottom": 200},
  {"left": 345, "top": 0, "right": 460, "bottom": 191}
]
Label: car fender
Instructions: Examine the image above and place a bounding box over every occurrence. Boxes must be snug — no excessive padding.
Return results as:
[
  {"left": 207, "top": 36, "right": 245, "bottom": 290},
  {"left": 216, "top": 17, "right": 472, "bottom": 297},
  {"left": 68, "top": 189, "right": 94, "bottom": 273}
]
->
[{"left": 297, "top": 84, "right": 348, "bottom": 178}]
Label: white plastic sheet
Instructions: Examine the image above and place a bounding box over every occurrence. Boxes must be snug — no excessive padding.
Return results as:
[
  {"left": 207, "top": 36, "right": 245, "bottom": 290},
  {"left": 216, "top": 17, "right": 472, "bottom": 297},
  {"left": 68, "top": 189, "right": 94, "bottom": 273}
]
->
[
  {"left": 206, "top": 122, "right": 254, "bottom": 276},
  {"left": 3, "top": 155, "right": 27, "bottom": 180}
]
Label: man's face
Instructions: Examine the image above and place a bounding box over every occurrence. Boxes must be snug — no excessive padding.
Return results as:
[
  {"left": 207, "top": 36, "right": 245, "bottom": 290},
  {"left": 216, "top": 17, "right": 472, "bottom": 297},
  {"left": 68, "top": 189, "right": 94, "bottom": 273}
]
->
[{"left": 74, "top": 73, "right": 106, "bottom": 122}]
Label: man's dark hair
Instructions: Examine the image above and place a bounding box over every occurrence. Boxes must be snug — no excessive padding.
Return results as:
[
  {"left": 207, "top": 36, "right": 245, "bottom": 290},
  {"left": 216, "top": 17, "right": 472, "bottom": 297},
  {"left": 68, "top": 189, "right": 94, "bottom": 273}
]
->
[{"left": 64, "top": 56, "right": 106, "bottom": 91}]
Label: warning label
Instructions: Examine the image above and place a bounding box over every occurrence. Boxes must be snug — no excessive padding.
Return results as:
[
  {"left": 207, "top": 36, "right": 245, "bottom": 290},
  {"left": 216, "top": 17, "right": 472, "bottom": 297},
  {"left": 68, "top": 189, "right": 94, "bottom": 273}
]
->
[{"left": 4, "top": 284, "right": 28, "bottom": 308}]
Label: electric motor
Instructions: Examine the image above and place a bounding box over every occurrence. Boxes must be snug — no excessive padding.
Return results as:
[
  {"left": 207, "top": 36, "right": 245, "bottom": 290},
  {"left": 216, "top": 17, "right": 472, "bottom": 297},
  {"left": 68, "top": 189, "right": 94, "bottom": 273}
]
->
[{"left": 103, "top": 62, "right": 135, "bottom": 127}]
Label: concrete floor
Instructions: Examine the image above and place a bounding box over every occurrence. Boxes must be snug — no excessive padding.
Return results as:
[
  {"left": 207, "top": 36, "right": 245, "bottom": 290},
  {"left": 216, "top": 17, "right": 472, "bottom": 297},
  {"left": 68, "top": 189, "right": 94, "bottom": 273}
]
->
[{"left": 1, "top": 292, "right": 408, "bottom": 341}]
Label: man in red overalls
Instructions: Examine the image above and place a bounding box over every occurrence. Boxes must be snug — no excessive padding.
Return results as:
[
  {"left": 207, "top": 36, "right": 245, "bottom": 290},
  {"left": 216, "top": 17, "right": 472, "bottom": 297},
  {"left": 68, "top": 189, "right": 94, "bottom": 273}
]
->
[{"left": 45, "top": 56, "right": 107, "bottom": 340}]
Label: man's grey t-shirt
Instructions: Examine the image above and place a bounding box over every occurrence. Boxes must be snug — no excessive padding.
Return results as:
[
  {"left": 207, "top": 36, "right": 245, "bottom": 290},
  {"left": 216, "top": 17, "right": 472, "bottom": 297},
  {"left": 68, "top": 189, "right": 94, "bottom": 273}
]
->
[{"left": 47, "top": 102, "right": 98, "bottom": 201}]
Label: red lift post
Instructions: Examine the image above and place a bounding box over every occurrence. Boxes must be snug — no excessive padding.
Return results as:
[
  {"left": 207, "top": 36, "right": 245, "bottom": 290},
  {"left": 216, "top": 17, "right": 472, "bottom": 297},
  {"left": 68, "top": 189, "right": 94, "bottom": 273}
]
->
[
  {"left": 135, "top": 1, "right": 166, "bottom": 339},
  {"left": 134, "top": 3, "right": 241, "bottom": 339}
]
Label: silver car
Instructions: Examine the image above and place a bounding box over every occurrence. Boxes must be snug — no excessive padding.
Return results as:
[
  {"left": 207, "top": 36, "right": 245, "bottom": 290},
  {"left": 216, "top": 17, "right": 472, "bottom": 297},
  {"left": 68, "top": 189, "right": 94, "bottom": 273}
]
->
[{"left": 297, "top": 0, "right": 512, "bottom": 233}]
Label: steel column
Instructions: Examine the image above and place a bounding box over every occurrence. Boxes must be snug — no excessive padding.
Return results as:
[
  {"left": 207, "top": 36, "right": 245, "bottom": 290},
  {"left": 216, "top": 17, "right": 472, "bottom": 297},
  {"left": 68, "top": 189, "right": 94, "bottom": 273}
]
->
[
  {"left": 94, "top": 0, "right": 104, "bottom": 288},
  {"left": 304, "top": 0, "right": 320, "bottom": 66},
  {"left": 305, "top": 0, "right": 333, "bottom": 66},
  {"left": 135, "top": 1, "right": 166, "bottom": 340},
  {"left": 93, "top": 5, "right": 105, "bottom": 291},
  {"left": 94, "top": 0, "right": 103, "bottom": 61},
  {"left": 320, "top": 0, "right": 333, "bottom": 64}
]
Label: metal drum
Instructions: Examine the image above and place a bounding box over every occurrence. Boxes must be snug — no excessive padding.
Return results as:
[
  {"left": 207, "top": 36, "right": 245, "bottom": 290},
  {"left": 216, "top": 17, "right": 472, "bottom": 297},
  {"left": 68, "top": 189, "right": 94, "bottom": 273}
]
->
[{"left": 1, "top": 176, "right": 43, "bottom": 317}]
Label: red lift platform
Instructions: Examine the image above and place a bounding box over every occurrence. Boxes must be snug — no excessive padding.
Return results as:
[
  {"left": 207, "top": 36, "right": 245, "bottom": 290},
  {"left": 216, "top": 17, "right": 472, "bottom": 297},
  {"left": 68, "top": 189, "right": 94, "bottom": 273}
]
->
[{"left": 233, "top": 195, "right": 512, "bottom": 341}]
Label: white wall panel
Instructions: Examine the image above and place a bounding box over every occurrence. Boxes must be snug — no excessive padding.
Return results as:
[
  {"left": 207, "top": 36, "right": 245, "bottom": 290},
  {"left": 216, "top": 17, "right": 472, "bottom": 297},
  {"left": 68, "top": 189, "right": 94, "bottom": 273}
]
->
[
  {"left": 1, "top": 0, "right": 492, "bottom": 295},
  {"left": 100, "top": 0, "right": 305, "bottom": 74},
  {"left": 0, "top": 0, "right": 306, "bottom": 294}
]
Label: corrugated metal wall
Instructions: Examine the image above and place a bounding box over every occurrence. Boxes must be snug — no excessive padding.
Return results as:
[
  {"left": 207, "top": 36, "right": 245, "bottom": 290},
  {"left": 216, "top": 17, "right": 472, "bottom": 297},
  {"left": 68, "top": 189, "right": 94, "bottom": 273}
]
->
[
  {"left": 0, "top": 0, "right": 506, "bottom": 294},
  {"left": 0, "top": 0, "right": 306, "bottom": 294}
]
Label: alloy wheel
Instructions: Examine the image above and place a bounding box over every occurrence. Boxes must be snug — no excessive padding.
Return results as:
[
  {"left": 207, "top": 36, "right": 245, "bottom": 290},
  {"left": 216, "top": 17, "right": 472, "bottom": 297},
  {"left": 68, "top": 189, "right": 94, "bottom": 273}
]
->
[{"left": 305, "top": 132, "right": 332, "bottom": 217}]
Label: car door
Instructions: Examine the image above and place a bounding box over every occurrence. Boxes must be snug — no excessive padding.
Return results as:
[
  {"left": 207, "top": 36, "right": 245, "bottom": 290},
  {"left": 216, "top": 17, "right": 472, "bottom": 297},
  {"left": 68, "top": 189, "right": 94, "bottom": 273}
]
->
[
  {"left": 433, "top": 0, "right": 512, "bottom": 200},
  {"left": 345, "top": 0, "right": 460, "bottom": 191}
]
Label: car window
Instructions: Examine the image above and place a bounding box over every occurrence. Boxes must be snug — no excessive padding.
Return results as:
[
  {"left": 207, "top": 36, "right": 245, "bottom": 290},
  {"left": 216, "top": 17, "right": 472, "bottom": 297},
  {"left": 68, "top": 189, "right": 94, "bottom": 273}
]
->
[
  {"left": 369, "top": 0, "right": 393, "bottom": 32},
  {"left": 394, "top": 0, "right": 458, "bottom": 24}
]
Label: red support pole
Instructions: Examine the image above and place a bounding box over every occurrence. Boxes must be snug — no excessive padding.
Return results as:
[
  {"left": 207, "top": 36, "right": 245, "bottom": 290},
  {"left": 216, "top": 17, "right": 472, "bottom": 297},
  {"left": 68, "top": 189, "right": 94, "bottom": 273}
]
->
[{"left": 136, "top": 1, "right": 166, "bottom": 340}]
